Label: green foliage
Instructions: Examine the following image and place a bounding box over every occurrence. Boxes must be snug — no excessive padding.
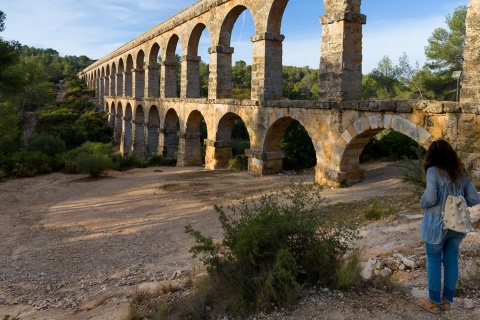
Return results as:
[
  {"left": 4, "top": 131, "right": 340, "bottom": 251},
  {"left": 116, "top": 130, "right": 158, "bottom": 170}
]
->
[
  {"left": 185, "top": 181, "right": 359, "bottom": 315},
  {"left": 360, "top": 130, "right": 421, "bottom": 162},
  {"left": 10, "top": 150, "right": 52, "bottom": 177},
  {"left": 61, "top": 142, "right": 113, "bottom": 173},
  {"left": 0, "top": 102, "right": 21, "bottom": 155},
  {"left": 335, "top": 248, "right": 363, "bottom": 289},
  {"left": 281, "top": 120, "right": 316, "bottom": 171},
  {"left": 2, "top": 315, "right": 21, "bottom": 320},
  {"left": 75, "top": 153, "right": 112, "bottom": 178},
  {"left": 75, "top": 110, "right": 113, "bottom": 144},
  {"left": 144, "top": 153, "right": 177, "bottom": 167},
  {"left": 27, "top": 133, "right": 66, "bottom": 156},
  {"left": 362, "top": 199, "right": 395, "bottom": 221},
  {"left": 283, "top": 66, "right": 319, "bottom": 100},
  {"left": 425, "top": 5, "right": 466, "bottom": 71},
  {"left": 228, "top": 154, "right": 248, "bottom": 170}
]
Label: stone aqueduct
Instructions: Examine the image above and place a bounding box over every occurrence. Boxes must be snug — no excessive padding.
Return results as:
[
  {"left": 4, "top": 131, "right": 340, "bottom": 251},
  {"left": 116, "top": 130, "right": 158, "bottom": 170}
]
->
[{"left": 79, "top": 0, "right": 480, "bottom": 186}]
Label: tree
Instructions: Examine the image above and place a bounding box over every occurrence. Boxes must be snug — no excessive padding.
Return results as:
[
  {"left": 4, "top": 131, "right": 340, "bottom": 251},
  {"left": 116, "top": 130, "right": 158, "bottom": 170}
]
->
[
  {"left": 425, "top": 5, "right": 466, "bottom": 71},
  {"left": 0, "top": 102, "right": 21, "bottom": 155},
  {"left": 0, "top": 11, "right": 22, "bottom": 96},
  {"left": 0, "top": 10, "right": 5, "bottom": 32}
]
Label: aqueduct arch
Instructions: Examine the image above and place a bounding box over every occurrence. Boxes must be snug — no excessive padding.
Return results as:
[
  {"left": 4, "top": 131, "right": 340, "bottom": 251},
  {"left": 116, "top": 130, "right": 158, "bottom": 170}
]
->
[{"left": 80, "top": 0, "right": 480, "bottom": 186}]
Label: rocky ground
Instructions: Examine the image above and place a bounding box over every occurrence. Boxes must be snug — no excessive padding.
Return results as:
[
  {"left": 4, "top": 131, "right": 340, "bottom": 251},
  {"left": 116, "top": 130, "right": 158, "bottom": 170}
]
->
[{"left": 1, "top": 162, "right": 480, "bottom": 320}]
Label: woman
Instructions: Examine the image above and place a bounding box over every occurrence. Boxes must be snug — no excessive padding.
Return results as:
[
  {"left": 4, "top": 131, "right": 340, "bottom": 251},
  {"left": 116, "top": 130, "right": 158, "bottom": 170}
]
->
[{"left": 418, "top": 139, "right": 480, "bottom": 313}]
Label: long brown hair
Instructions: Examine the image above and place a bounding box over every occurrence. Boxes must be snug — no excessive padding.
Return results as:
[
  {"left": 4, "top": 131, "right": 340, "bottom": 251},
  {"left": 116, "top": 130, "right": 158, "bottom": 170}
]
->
[{"left": 423, "top": 139, "right": 466, "bottom": 185}]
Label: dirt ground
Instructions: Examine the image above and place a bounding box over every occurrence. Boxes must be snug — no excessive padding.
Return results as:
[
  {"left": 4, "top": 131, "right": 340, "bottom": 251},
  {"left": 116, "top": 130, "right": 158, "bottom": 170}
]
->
[{"left": 1, "top": 162, "right": 480, "bottom": 320}]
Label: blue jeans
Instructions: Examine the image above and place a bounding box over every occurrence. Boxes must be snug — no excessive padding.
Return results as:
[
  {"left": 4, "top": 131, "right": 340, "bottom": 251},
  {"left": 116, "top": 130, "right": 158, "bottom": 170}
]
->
[{"left": 426, "top": 230, "right": 466, "bottom": 304}]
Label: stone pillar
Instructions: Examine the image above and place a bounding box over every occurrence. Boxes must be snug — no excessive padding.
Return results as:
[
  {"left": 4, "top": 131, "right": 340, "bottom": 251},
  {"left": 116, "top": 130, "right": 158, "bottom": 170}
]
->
[
  {"left": 120, "top": 116, "right": 132, "bottom": 156},
  {"left": 245, "top": 149, "right": 285, "bottom": 175},
  {"left": 318, "top": 5, "right": 366, "bottom": 101},
  {"left": 251, "top": 33, "right": 285, "bottom": 101},
  {"left": 160, "top": 60, "right": 177, "bottom": 98},
  {"left": 177, "top": 132, "right": 203, "bottom": 166},
  {"left": 132, "top": 69, "right": 145, "bottom": 98},
  {"left": 145, "top": 66, "right": 160, "bottom": 98},
  {"left": 204, "top": 139, "right": 232, "bottom": 170},
  {"left": 460, "top": 0, "right": 480, "bottom": 103},
  {"left": 110, "top": 75, "right": 116, "bottom": 96},
  {"left": 159, "top": 128, "right": 179, "bottom": 158},
  {"left": 181, "top": 55, "right": 202, "bottom": 98},
  {"left": 116, "top": 73, "right": 124, "bottom": 96},
  {"left": 124, "top": 71, "right": 133, "bottom": 97},
  {"left": 132, "top": 119, "right": 146, "bottom": 156},
  {"left": 208, "top": 46, "right": 234, "bottom": 99}
]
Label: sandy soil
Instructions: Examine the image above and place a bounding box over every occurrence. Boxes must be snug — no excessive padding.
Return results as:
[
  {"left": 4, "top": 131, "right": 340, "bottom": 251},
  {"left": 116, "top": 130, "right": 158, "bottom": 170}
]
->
[{"left": 1, "top": 162, "right": 480, "bottom": 320}]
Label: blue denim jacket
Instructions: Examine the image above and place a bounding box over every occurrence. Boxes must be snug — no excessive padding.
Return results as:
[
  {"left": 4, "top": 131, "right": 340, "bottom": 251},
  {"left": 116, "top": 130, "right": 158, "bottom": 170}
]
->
[{"left": 420, "top": 167, "right": 480, "bottom": 244}]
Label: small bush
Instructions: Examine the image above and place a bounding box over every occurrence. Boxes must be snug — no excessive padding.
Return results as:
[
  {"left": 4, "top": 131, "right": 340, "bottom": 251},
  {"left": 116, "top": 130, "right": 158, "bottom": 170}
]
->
[
  {"left": 75, "top": 153, "right": 112, "bottom": 178},
  {"left": 111, "top": 154, "right": 148, "bottom": 170},
  {"left": 146, "top": 153, "right": 177, "bottom": 167},
  {"left": 363, "top": 199, "right": 395, "bottom": 221},
  {"left": 228, "top": 155, "right": 248, "bottom": 170},
  {"left": 185, "top": 181, "right": 359, "bottom": 316},
  {"left": 10, "top": 151, "right": 52, "bottom": 177},
  {"left": 27, "top": 133, "right": 66, "bottom": 156}
]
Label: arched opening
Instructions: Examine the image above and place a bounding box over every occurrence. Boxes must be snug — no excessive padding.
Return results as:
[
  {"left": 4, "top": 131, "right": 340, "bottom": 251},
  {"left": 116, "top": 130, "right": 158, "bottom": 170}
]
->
[
  {"left": 215, "top": 113, "right": 250, "bottom": 169},
  {"left": 187, "top": 23, "right": 211, "bottom": 98},
  {"left": 148, "top": 43, "right": 161, "bottom": 98},
  {"left": 105, "top": 65, "right": 111, "bottom": 96},
  {"left": 117, "top": 59, "right": 125, "bottom": 96},
  {"left": 212, "top": 6, "right": 254, "bottom": 99},
  {"left": 163, "top": 35, "right": 182, "bottom": 98},
  {"left": 147, "top": 106, "right": 160, "bottom": 155},
  {"left": 133, "top": 105, "right": 145, "bottom": 156},
  {"left": 340, "top": 128, "right": 426, "bottom": 186},
  {"left": 108, "top": 102, "right": 115, "bottom": 128},
  {"left": 114, "top": 102, "right": 123, "bottom": 146},
  {"left": 111, "top": 62, "right": 117, "bottom": 96},
  {"left": 134, "top": 50, "right": 145, "bottom": 98},
  {"left": 267, "top": 0, "right": 324, "bottom": 100},
  {"left": 122, "top": 103, "right": 133, "bottom": 155},
  {"left": 163, "top": 109, "right": 179, "bottom": 159},
  {"left": 264, "top": 117, "right": 316, "bottom": 174},
  {"left": 125, "top": 55, "right": 134, "bottom": 97},
  {"left": 181, "top": 110, "right": 207, "bottom": 166}
]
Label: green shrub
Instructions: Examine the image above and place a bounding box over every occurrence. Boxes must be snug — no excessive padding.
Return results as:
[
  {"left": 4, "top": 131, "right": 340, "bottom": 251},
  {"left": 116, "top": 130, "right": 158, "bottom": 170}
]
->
[
  {"left": 75, "top": 153, "right": 112, "bottom": 178},
  {"left": 27, "top": 133, "right": 66, "bottom": 156},
  {"left": 185, "top": 181, "right": 359, "bottom": 315},
  {"left": 228, "top": 155, "right": 248, "bottom": 170},
  {"left": 232, "top": 139, "right": 250, "bottom": 156},
  {"left": 145, "top": 153, "right": 177, "bottom": 167},
  {"left": 10, "top": 150, "right": 52, "bottom": 177},
  {"left": 111, "top": 154, "right": 147, "bottom": 170}
]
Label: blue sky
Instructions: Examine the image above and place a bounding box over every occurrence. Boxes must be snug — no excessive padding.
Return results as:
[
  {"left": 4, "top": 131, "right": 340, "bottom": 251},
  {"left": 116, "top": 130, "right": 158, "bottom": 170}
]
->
[{"left": 1, "top": 0, "right": 468, "bottom": 73}]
